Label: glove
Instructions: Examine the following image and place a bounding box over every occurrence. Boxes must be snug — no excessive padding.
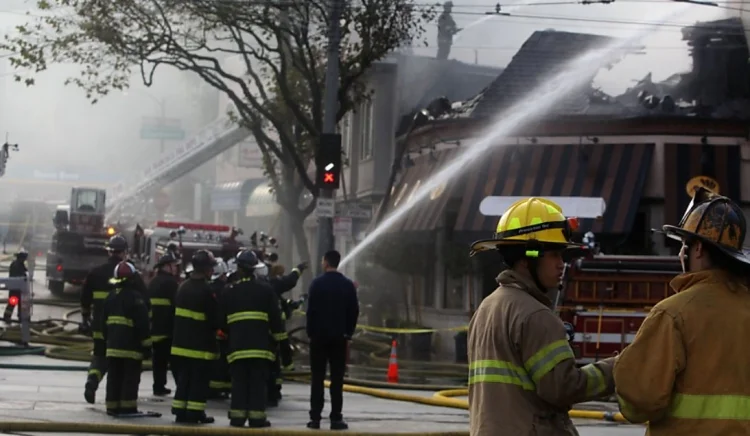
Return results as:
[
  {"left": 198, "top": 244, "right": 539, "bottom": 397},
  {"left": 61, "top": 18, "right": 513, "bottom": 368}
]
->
[{"left": 296, "top": 261, "right": 308, "bottom": 272}]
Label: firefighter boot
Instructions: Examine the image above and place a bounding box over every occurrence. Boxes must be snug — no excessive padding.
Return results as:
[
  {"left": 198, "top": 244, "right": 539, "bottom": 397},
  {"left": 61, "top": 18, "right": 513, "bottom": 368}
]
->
[
  {"left": 84, "top": 379, "right": 97, "bottom": 404},
  {"left": 229, "top": 418, "right": 245, "bottom": 428},
  {"left": 248, "top": 418, "right": 271, "bottom": 428}
]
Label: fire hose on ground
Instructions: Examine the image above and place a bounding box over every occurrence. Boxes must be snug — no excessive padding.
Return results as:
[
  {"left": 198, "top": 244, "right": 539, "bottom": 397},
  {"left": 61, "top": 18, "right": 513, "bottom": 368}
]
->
[{"left": 0, "top": 297, "right": 631, "bottom": 433}]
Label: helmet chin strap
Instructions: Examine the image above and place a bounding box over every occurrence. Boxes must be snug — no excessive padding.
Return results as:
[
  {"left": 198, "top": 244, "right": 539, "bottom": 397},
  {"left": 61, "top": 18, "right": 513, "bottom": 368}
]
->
[{"left": 527, "top": 257, "right": 549, "bottom": 294}]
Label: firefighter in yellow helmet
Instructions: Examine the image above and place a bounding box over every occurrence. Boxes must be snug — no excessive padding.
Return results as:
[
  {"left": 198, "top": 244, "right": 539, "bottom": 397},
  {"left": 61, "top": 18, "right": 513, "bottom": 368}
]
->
[
  {"left": 467, "top": 197, "right": 616, "bottom": 436},
  {"left": 614, "top": 187, "right": 750, "bottom": 435}
]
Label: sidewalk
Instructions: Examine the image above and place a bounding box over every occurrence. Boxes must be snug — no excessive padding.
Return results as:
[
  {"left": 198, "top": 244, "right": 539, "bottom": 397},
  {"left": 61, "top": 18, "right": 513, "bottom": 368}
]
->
[{"left": 0, "top": 355, "right": 644, "bottom": 435}]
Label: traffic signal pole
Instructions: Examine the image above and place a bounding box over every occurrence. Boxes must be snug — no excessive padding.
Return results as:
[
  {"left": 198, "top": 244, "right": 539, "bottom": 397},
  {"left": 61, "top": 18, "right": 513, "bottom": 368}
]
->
[{"left": 316, "top": 0, "right": 344, "bottom": 273}]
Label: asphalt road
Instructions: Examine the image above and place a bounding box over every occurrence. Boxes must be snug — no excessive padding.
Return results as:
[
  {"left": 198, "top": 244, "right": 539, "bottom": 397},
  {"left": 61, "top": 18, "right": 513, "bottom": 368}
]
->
[{"left": 0, "top": 258, "right": 646, "bottom": 435}]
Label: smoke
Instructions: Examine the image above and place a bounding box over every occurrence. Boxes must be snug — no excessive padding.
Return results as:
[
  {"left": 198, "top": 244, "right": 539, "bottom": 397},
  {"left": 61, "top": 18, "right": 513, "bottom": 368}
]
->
[{"left": 0, "top": 10, "right": 203, "bottom": 203}]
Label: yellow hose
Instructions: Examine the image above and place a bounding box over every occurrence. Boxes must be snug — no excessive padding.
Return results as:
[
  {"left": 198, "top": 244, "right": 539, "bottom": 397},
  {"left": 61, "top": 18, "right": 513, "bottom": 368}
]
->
[
  {"left": 432, "top": 389, "right": 629, "bottom": 423},
  {"left": 0, "top": 421, "right": 470, "bottom": 435},
  {"left": 0, "top": 298, "right": 633, "bottom": 429}
]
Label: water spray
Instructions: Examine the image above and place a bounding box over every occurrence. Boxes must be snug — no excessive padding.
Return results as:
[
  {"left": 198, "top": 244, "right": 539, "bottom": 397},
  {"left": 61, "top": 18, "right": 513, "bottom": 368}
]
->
[{"left": 340, "top": 4, "right": 692, "bottom": 269}]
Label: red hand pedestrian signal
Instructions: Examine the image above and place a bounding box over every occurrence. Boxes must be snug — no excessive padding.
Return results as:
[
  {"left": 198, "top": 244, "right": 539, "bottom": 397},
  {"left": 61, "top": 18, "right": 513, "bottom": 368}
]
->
[
  {"left": 323, "top": 172, "right": 335, "bottom": 184},
  {"left": 8, "top": 296, "right": 18, "bottom": 307}
]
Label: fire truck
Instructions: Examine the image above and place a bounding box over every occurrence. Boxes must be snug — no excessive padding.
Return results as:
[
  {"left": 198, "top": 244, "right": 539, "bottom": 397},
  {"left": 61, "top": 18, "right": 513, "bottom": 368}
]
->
[
  {"left": 46, "top": 188, "right": 116, "bottom": 296},
  {"left": 126, "top": 220, "right": 249, "bottom": 272},
  {"left": 558, "top": 254, "right": 682, "bottom": 364}
]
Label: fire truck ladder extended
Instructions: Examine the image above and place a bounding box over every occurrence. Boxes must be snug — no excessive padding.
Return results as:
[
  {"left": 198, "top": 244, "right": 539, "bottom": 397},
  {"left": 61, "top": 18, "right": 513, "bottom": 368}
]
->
[{"left": 109, "top": 116, "right": 251, "bottom": 215}]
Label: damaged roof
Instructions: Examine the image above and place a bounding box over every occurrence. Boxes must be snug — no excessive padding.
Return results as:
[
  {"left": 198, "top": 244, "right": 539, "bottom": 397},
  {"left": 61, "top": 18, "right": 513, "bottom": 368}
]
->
[{"left": 456, "top": 30, "right": 630, "bottom": 119}]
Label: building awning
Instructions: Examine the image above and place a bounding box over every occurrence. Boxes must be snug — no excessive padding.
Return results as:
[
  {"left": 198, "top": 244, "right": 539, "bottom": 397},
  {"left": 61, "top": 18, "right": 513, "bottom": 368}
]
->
[
  {"left": 454, "top": 143, "right": 654, "bottom": 238},
  {"left": 663, "top": 143, "right": 741, "bottom": 228},
  {"left": 245, "top": 181, "right": 280, "bottom": 217},
  {"left": 384, "top": 148, "right": 461, "bottom": 233},
  {"left": 210, "top": 180, "right": 256, "bottom": 212}
]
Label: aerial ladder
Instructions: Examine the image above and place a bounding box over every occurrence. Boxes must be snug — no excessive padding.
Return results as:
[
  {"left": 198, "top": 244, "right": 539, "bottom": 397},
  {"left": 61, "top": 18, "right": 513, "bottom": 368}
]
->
[{"left": 108, "top": 116, "right": 251, "bottom": 218}]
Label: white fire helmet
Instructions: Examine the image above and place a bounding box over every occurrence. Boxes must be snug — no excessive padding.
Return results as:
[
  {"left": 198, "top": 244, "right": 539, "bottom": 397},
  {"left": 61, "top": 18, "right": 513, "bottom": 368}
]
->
[
  {"left": 184, "top": 263, "right": 194, "bottom": 275},
  {"left": 226, "top": 258, "right": 238, "bottom": 275},
  {"left": 212, "top": 259, "right": 229, "bottom": 280},
  {"left": 254, "top": 262, "right": 269, "bottom": 279}
]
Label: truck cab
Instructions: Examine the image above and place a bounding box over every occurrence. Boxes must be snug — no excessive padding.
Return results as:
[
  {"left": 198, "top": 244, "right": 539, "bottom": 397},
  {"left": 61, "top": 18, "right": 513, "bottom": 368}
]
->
[
  {"left": 47, "top": 188, "right": 113, "bottom": 296},
  {"left": 559, "top": 255, "right": 681, "bottom": 364}
]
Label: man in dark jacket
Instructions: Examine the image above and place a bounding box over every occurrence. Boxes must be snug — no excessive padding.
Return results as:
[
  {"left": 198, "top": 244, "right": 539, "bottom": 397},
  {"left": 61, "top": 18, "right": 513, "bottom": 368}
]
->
[
  {"left": 220, "top": 250, "right": 285, "bottom": 428},
  {"left": 147, "top": 251, "right": 181, "bottom": 396},
  {"left": 262, "top": 260, "right": 307, "bottom": 405},
  {"left": 3, "top": 249, "right": 28, "bottom": 323},
  {"left": 102, "top": 261, "right": 154, "bottom": 417},
  {"left": 170, "top": 250, "right": 219, "bottom": 424},
  {"left": 305, "top": 250, "right": 359, "bottom": 431},
  {"left": 82, "top": 235, "right": 128, "bottom": 404}
]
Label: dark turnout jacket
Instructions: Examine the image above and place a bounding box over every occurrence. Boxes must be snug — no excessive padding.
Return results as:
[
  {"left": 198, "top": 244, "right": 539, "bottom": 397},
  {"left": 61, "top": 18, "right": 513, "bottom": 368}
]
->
[
  {"left": 147, "top": 271, "right": 179, "bottom": 343},
  {"left": 305, "top": 270, "right": 359, "bottom": 341},
  {"left": 81, "top": 256, "right": 120, "bottom": 340},
  {"left": 171, "top": 276, "right": 220, "bottom": 361},
  {"left": 219, "top": 276, "right": 285, "bottom": 363},
  {"left": 102, "top": 283, "right": 151, "bottom": 360}
]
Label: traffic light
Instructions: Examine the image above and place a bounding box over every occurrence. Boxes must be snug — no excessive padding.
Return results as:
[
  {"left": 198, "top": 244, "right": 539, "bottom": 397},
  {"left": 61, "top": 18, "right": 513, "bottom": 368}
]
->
[
  {"left": 316, "top": 133, "right": 342, "bottom": 189},
  {"left": 8, "top": 295, "right": 18, "bottom": 307}
]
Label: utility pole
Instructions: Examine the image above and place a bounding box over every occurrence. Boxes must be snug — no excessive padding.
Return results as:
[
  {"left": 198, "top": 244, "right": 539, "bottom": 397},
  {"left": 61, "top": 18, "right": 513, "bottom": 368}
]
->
[{"left": 316, "top": 0, "right": 343, "bottom": 272}]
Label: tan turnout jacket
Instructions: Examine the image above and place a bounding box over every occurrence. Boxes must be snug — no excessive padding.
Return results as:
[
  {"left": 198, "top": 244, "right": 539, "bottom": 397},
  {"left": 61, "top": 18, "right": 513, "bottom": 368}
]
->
[
  {"left": 468, "top": 270, "right": 616, "bottom": 436},
  {"left": 614, "top": 269, "right": 750, "bottom": 435}
]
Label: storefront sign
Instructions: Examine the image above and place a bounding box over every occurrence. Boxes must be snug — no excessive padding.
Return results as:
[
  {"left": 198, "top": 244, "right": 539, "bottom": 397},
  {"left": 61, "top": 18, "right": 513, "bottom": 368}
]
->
[{"left": 685, "top": 175, "right": 720, "bottom": 196}]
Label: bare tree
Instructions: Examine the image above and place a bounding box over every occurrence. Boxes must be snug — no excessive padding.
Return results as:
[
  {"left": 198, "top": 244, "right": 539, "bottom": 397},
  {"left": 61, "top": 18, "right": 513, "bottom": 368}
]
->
[{"left": 3, "top": 0, "right": 436, "bottom": 262}]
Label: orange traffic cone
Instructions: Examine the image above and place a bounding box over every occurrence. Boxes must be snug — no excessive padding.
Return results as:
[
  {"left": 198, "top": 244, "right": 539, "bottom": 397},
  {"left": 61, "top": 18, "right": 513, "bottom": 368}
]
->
[{"left": 387, "top": 339, "right": 399, "bottom": 383}]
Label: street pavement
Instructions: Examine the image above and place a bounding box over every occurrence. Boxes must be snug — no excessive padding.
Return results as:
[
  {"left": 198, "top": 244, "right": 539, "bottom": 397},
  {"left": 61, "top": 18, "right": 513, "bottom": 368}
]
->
[
  {"left": 0, "top": 263, "right": 645, "bottom": 435},
  {"left": 0, "top": 364, "right": 644, "bottom": 435}
]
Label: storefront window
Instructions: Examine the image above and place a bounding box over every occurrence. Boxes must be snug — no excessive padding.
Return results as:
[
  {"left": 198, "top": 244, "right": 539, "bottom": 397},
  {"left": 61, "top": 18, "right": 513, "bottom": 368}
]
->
[{"left": 443, "top": 275, "right": 465, "bottom": 310}]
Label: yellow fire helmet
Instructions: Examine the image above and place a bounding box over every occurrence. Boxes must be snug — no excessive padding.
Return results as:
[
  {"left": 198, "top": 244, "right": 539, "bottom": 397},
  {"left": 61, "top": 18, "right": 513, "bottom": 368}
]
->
[
  {"left": 469, "top": 197, "right": 583, "bottom": 256},
  {"left": 662, "top": 186, "right": 750, "bottom": 266}
]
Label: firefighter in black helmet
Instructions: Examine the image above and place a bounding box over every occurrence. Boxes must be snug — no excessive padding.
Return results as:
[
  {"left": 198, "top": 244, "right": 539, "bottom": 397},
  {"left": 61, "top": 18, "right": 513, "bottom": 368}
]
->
[
  {"left": 219, "top": 249, "right": 285, "bottom": 428},
  {"left": 3, "top": 248, "right": 28, "bottom": 323},
  {"left": 147, "top": 251, "right": 181, "bottom": 396},
  {"left": 170, "top": 249, "right": 219, "bottom": 424},
  {"left": 82, "top": 234, "right": 128, "bottom": 404},
  {"left": 102, "top": 261, "right": 153, "bottom": 417}
]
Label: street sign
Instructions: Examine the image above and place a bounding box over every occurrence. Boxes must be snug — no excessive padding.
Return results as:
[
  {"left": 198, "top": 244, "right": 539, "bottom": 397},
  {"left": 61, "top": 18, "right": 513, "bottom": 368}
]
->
[
  {"left": 333, "top": 217, "right": 352, "bottom": 237},
  {"left": 342, "top": 203, "right": 372, "bottom": 219},
  {"left": 140, "top": 117, "right": 186, "bottom": 141},
  {"left": 316, "top": 198, "right": 335, "bottom": 218}
]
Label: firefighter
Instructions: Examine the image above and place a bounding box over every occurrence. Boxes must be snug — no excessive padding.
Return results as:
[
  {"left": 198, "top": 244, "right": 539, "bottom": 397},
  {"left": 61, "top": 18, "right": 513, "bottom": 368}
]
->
[
  {"left": 208, "top": 259, "right": 232, "bottom": 398},
  {"left": 102, "top": 261, "right": 152, "bottom": 417},
  {"left": 3, "top": 248, "right": 28, "bottom": 323},
  {"left": 614, "top": 187, "right": 750, "bottom": 435},
  {"left": 170, "top": 250, "right": 219, "bottom": 424},
  {"left": 82, "top": 234, "right": 129, "bottom": 404},
  {"left": 467, "top": 197, "right": 615, "bottom": 435},
  {"left": 259, "top": 260, "right": 307, "bottom": 405},
  {"left": 147, "top": 251, "right": 181, "bottom": 396},
  {"left": 219, "top": 249, "right": 285, "bottom": 428},
  {"left": 436, "top": 1, "right": 460, "bottom": 60}
]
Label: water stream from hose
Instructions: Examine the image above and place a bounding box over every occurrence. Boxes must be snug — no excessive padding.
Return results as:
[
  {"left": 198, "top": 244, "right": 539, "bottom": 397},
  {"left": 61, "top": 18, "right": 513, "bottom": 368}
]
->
[{"left": 340, "top": 4, "right": 691, "bottom": 269}]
